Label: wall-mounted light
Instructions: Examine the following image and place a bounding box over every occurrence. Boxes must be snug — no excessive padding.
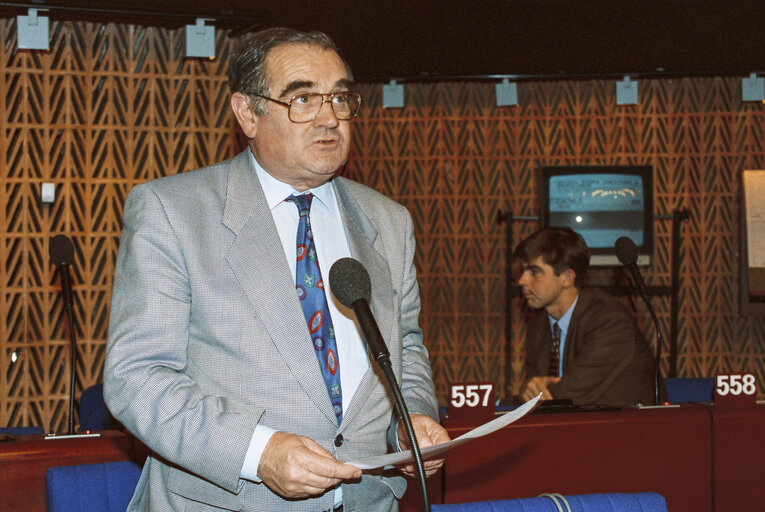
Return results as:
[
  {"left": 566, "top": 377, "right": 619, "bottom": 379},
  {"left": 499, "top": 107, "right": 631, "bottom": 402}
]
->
[
  {"left": 41, "top": 183, "right": 56, "bottom": 203},
  {"left": 185, "top": 18, "right": 215, "bottom": 59},
  {"left": 616, "top": 76, "right": 638, "bottom": 105},
  {"left": 742, "top": 73, "right": 764, "bottom": 102},
  {"left": 495, "top": 78, "right": 518, "bottom": 107},
  {"left": 17, "top": 8, "right": 49, "bottom": 50},
  {"left": 382, "top": 80, "right": 404, "bottom": 108}
]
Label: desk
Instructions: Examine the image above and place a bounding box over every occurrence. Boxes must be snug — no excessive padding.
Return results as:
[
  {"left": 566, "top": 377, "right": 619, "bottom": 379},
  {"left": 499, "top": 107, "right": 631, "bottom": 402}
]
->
[
  {"left": 4, "top": 405, "right": 761, "bottom": 511},
  {"left": 440, "top": 406, "right": 713, "bottom": 512},
  {"left": 711, "top": 404, "right": 765, "bottom": 512},
  {"left": 401, "top": 403, "right": 764, "bottom": 512},
  {"left": 0, "top": 431, "right": 137, "bottom": 512}
]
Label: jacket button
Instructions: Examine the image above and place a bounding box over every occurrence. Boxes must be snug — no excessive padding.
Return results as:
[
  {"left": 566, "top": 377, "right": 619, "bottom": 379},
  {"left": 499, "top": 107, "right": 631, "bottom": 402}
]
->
[{"left": 334, "top": 434, "right": 344, "bottom": 447}]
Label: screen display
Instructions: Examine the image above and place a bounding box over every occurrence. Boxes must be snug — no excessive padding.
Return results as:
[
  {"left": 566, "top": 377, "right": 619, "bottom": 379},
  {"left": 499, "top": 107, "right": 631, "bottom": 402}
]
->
[{"left": 547, "top": 173, "right": 646, "bottom": 250}]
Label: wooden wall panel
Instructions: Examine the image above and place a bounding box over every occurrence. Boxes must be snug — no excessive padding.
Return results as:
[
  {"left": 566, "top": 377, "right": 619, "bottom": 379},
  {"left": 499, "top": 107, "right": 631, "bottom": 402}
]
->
[
  {"left": 1, "top": 19, "right": 764, "bottom": 431},
  {"left": 1, "top": 20, "right": 239, "bottom": 431}
]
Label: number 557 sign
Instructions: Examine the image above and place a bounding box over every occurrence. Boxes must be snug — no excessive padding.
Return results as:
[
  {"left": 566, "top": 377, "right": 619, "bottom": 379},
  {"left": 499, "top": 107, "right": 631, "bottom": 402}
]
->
[{"left": 448, "top": 382, "right": 495, "bottom": 424}]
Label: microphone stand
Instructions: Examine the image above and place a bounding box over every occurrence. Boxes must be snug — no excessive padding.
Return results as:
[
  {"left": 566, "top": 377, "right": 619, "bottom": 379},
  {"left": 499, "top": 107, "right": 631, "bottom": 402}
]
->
[
  {"left": 382, "top": 361, "right": 430, "bottom": 512},
  {"left": 57, "top": 261, "right": 78, "bottom": 435},
  {"left": 330, "top": 257, "right": 430, "bottom": 511},
  {"left": 351, "top": 301, "right": 431, "bottom": 512},
  {"left": 626, "top": 266, "right": 664, "bottom": 405},
  {"left": 616, "top": 237, "right": 665, "bottom": 406},
  {"left": 46, "top": 235, "right": 99, "bottom": 440},
  {"left": 641, "top": 286, "right": 664, "bottom": 406}
]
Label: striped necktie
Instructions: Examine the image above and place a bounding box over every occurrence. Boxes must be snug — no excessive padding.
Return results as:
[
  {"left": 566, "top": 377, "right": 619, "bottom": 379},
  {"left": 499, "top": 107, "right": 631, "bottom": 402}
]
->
[{"left": 548, "top": 322, "right": 561, "bottom": 377}]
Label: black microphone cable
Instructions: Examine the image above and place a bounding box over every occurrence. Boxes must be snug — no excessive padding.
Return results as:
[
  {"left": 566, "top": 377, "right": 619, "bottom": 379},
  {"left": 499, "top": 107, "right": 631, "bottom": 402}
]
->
[{"left": 329, "top": 257, "right": 431, "bottom": 512}]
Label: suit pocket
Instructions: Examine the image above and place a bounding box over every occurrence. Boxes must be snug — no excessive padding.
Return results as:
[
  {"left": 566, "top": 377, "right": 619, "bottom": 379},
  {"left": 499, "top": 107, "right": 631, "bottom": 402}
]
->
[
  {"left": 380, "top": 473, "right": 407, "bottom": 499},
  {"left": 166, "top": 465, "right": 244, "bottom": 511}
]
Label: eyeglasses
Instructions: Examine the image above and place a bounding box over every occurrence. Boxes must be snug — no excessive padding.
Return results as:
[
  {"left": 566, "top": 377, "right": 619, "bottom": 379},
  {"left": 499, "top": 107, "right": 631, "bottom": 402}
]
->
[{"left": 251, "top": 91, "right": 362, "bottom": 123}]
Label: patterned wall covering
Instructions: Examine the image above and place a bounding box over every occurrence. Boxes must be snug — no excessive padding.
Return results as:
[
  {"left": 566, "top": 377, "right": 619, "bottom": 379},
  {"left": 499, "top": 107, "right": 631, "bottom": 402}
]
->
[{"left": 1, "top": 19, "right": 764, "bottom": 431}]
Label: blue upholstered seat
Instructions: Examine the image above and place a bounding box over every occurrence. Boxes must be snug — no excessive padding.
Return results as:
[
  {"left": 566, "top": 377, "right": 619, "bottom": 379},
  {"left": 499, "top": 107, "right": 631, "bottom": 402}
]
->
[
  {"left": 431, "top": 492, "right": 668, "bottom": 512},
  {"left": 664, "top": 377, "right": 714, "bottom": 403},
  {"left": 45, "top": 460, "right": 142, "bottom": 512}
]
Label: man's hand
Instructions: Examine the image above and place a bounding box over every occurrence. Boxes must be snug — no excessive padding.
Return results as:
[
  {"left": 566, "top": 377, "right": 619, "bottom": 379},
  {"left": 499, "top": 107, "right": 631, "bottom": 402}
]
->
[
  {"left": 396, "top": 414, "right": 451, "bottom": 478},
  {"left": 258, "top": 431, "right": 361, "bottom": 499},
  {"left": 521, "top": 376, "right": 561, "bottom": 402}
]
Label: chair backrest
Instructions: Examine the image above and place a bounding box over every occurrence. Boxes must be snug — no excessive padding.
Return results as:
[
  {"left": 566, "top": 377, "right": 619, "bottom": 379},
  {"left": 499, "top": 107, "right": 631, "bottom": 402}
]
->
[
  {"left": 432, "top": 492, "right": 668, "bottom": 512},
  {"left": 45, "top": 460, "right": 142, "bottom": 512},
  {"left": 560, "top": 493, "right": 667, "bottom": 511},
  {"left": 433, "top": 496, "right": 558, "bottom": 512},
  {"left": 664, "top": 377, "right": 714, "bottom": 403},
  {"left": 79, "top": 383, "right": 119, "bottom": 431},
  {"left": 0, "top": 426, "right": 45, "bottom": 435}
]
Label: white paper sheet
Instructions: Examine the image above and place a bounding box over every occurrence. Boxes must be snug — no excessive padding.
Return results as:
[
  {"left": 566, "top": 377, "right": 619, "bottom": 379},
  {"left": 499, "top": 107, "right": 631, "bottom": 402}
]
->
[{"left": 344, "top": 393, "right": 541, "bottom": 470}]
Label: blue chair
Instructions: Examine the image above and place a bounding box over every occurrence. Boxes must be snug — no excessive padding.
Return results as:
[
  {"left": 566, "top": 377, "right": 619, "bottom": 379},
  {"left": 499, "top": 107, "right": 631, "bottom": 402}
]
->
[
  {"left": 432, "top": 492, "right": 667, "bottom": 512},
  {"left": 45, "top": 460, "right": 142, "bottom": 512},
  {"left": 664, "top": 377, "right": 714, "bottom": 403},
  {"left": 79, "top": 383, "right": 120, "bottom": 431},
  {"left": 0, "top": 426, "right": 45, "bottom": 435}
]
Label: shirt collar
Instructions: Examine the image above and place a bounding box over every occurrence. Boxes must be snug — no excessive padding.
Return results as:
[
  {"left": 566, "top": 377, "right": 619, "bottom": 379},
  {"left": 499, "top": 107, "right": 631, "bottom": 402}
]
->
[
  {"left": 248, "top": 150, "right": 336, "bottom": 213},
  {"left": 549, "top": 293, "right": 579, "bottom": 336}
]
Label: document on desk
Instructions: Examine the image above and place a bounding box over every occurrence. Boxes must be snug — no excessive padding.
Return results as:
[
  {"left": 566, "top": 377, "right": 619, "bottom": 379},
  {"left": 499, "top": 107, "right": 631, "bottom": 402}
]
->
[{"left": 345, "top": 393, "right": 541, "bottom": 470}]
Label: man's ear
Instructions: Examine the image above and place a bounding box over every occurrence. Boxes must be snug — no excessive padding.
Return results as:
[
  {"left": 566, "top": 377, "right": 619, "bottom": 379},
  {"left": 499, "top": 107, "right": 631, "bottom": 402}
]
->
[
  {"left": 560, "top": 268, "right": 576, "bottom": 288},
  {"left": 231, "top": 92, "right": 258, "bottom": 139}
]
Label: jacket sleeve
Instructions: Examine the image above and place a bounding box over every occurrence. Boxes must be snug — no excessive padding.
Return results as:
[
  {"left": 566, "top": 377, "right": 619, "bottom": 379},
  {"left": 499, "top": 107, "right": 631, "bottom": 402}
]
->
[
  {"left": 103, "top": 184, "right": 260, "bottom": 494},
  {"left": 397, "top": 210, "right": 440, "bottom": 422}
]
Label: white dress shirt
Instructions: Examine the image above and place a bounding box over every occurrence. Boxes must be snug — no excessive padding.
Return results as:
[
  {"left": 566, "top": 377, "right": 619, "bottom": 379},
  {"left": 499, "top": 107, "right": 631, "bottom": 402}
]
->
[{"left": 240, "top": 153, "right": 370, "bottom": 507}]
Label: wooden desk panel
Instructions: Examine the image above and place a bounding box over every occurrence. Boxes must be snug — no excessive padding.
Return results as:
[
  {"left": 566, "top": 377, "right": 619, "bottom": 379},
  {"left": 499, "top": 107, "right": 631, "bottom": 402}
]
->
[
  {"left": 711, "top": 404, "right": 765, "bottom": 512},
  {"left": 433, "top": 406, "right": 713, "bottom": 512},
  {"left": 0, "top": 431, "right": 136, "bottom": 512},
  {"left": 7, "top": 405, "right": 759, "bottom": 512}
]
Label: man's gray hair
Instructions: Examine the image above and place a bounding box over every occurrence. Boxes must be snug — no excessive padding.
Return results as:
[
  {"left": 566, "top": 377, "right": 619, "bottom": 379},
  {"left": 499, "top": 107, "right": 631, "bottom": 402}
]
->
[{"left": 228, "top": 27, "right": 353, "bottom": 116}]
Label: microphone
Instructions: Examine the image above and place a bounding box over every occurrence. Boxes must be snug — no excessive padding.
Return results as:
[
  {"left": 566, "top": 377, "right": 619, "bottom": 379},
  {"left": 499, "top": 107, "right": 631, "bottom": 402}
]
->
[
  {"left": 50, "top": 235, "right": 75, "bottom": 313},
  {"left": 329, "top": 257, "right": 430, "bottom": 512},
  {"left": 615, "top": 237, "right": 649, "bottom": 302},
  {"left": 615, "top": 236, "right": 664, "bottom": 406},
  {"left": 49, "top": 235, "right": 78, "bottom": 434},
  {"left": 329, "top": 257, "right": 390, "bottom": 363}
]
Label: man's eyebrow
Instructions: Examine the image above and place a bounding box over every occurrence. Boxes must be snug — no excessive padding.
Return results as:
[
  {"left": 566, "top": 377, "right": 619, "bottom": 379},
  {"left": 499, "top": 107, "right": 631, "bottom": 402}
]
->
[
  {"left": 522, "top": 264, "right": 542, "bottom": 272},
  {"left": 278, "top": 80, "right": 315, "bottom": 99},
  {"left": 278, "top": 78, "right": 356, "bottom": 99},
  {"left": 335, "top": 78, "right": 355, "bottom": 91}
]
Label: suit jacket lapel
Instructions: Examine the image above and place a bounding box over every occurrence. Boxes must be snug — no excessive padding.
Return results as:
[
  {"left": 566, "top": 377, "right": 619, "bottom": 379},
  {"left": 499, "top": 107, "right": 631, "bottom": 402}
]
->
[
  {"left": 333, "top": 178, "right": 394, "bottom": 428},
  {"left": 334, "top": 181, "right": 392, "bottom": 332},
  {"left": 222, "top": 151, "right": 338, "bottom": 425}
]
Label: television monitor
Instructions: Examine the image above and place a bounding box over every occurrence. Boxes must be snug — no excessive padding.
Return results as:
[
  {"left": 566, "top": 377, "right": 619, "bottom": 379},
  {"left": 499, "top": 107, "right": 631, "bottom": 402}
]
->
[{"left": 539, "top": 166, "right": 654, "bottom": 266}]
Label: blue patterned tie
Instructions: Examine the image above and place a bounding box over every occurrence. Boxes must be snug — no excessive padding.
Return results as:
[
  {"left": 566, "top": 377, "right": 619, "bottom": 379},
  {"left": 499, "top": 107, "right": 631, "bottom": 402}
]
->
[{"left": 288, "top": 193, "right": 343, "bottom": 424}]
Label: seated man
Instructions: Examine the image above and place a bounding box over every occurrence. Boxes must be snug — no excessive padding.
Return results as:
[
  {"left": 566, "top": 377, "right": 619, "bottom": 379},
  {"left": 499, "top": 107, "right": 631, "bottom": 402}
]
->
[{"left": 516, "top": 227, "right": 656, "bottom": 407}]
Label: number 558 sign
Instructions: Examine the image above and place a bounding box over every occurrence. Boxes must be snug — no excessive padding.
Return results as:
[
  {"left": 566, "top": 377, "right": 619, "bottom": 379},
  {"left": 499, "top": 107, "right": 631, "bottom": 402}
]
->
[
  {"left": 448, "top": 382, "right": 495, "bottom": 424},
  {"left": 715, "top": 373, "right": 757, "bottom": 407}
]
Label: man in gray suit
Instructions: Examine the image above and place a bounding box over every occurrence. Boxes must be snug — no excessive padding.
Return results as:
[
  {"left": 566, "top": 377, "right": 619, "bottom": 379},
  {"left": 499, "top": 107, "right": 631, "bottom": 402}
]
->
[{"left": 104, "top": 28, "right": 448, "bottom": 512}]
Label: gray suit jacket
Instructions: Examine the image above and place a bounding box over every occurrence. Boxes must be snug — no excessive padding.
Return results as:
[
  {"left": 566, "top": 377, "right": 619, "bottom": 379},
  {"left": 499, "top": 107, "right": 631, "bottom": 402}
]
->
[{"left": 104, "top": 150, "right": 439, "bottom": 512}]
